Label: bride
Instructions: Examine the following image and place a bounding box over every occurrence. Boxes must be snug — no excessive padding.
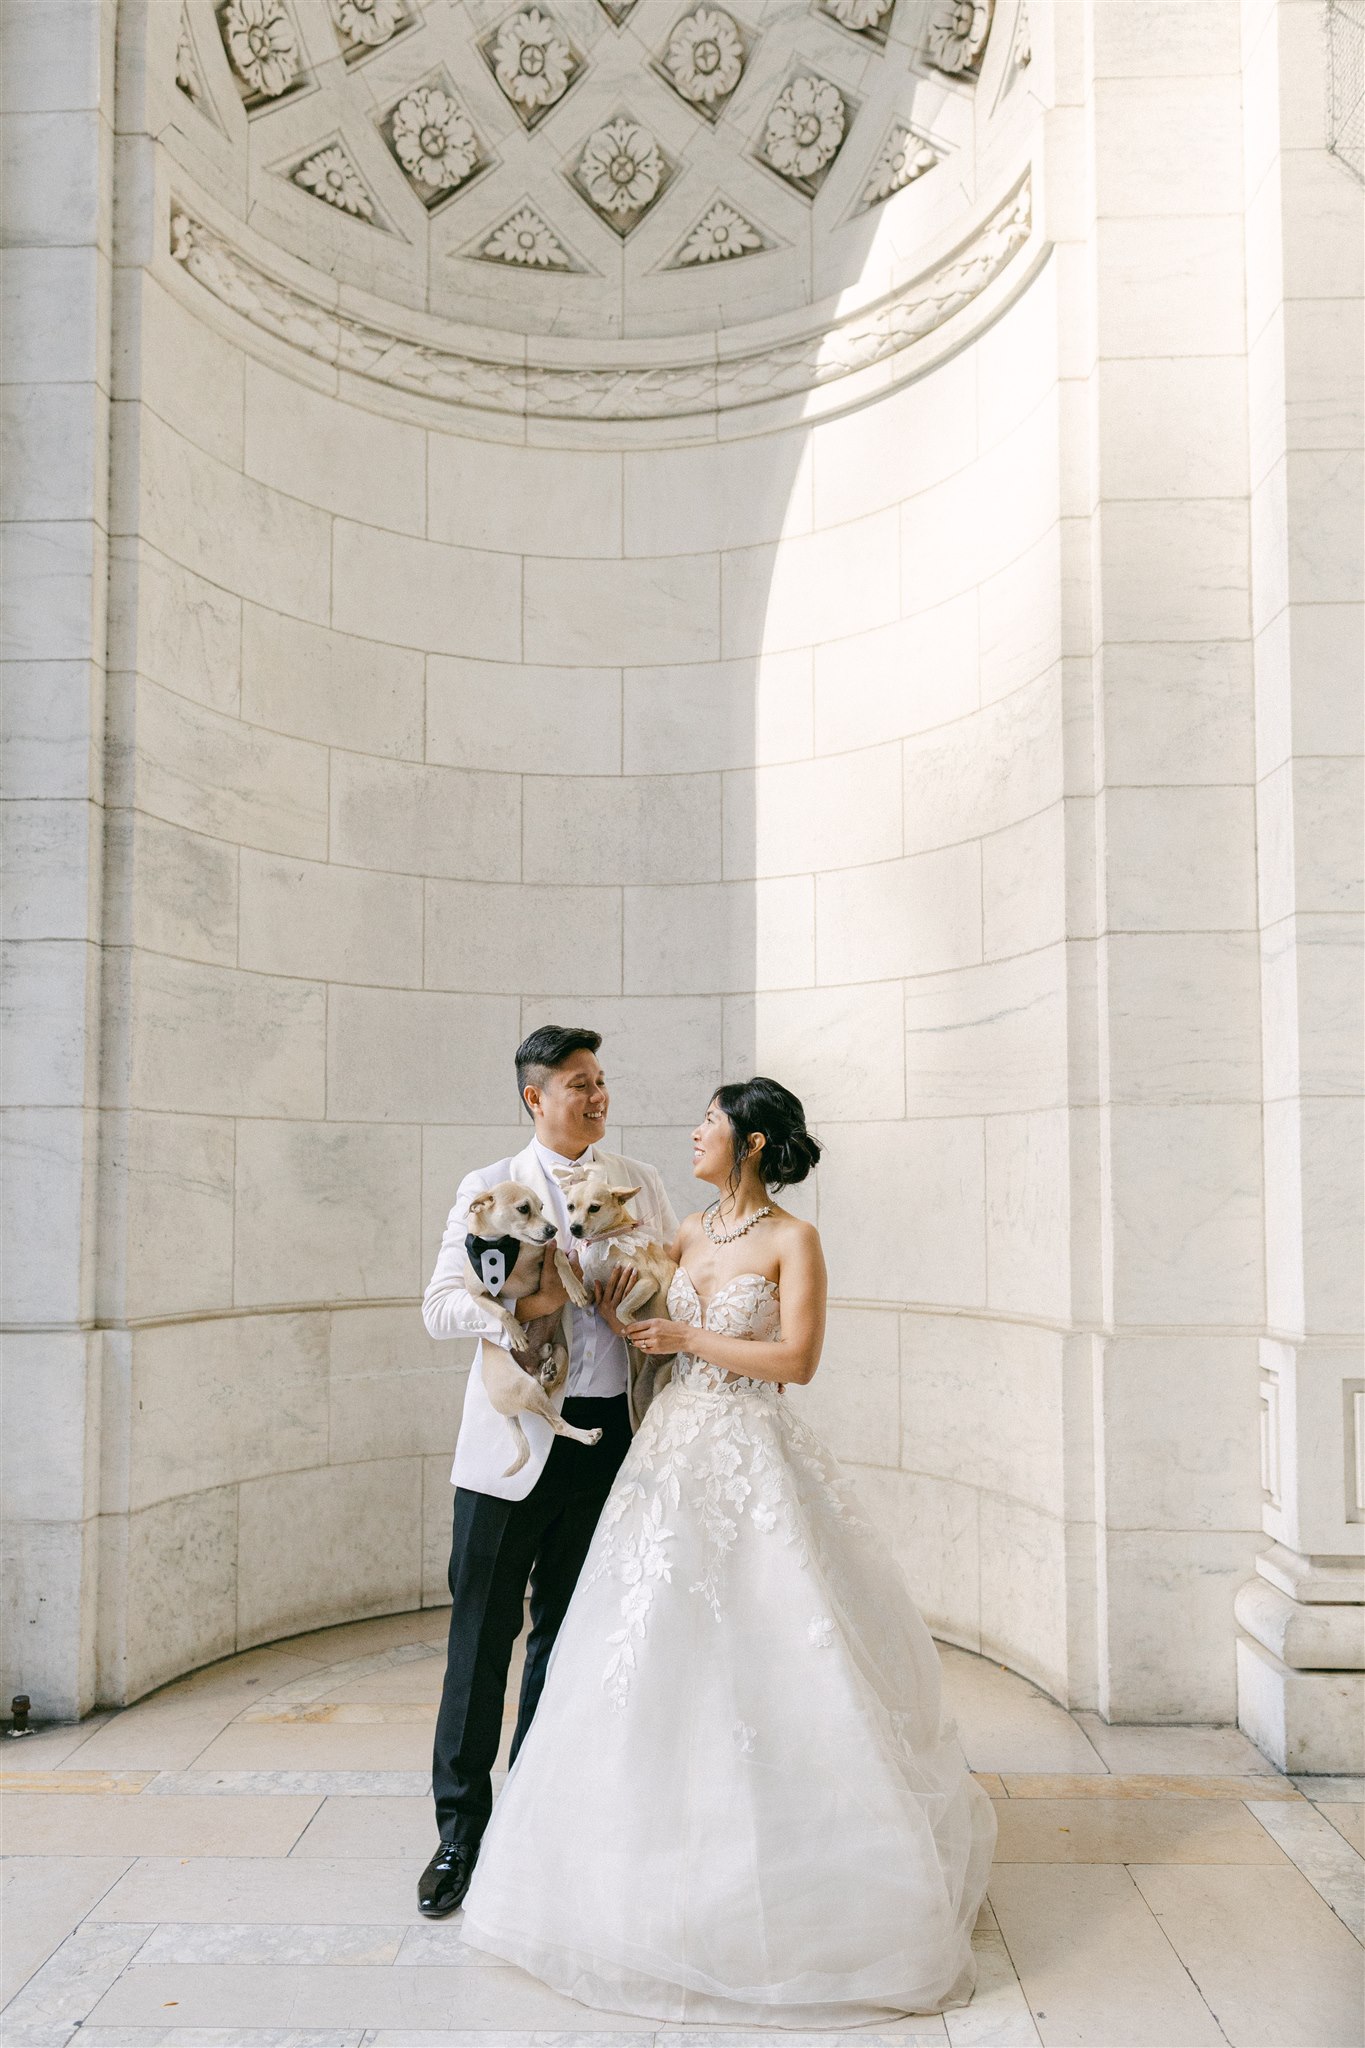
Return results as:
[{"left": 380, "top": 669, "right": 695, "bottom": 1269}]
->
[{"left": 460, "top": 1076, "right": 997, "bottom": 2027}]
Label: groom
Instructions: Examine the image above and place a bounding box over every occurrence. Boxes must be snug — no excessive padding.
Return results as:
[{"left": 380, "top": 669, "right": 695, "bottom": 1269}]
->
[{"left": 417, "top": 1025, "right": 678, "bottom": 1917}]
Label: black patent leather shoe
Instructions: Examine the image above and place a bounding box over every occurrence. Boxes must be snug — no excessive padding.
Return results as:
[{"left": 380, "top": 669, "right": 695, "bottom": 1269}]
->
[{"left": 418, "top": 1838, "right": 476, "bottom": 1918}]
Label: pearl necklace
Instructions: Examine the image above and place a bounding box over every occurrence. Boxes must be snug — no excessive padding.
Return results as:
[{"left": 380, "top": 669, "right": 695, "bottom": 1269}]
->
[{"left": 703, "top": 1200, "right": 772, "bottom": 1244}]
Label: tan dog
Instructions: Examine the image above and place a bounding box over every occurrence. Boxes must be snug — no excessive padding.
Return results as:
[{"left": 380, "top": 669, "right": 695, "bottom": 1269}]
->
[
  {"left": 552, "top": 1164, "right": 677, "bottom": 1324},
  {"left": 463, "top": 1181, "right": 602, "bottom": 1477}
]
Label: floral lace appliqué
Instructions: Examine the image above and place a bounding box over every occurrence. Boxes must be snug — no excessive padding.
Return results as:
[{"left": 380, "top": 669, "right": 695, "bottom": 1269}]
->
[{"left": 588, "top": 1268, "right": 870, "bottom": 1706}]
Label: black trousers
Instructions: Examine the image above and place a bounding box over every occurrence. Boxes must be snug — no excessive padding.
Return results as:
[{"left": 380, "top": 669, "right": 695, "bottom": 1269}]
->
[{"left": 431, "top": 1394, "right": 631, "bottom": 1849}]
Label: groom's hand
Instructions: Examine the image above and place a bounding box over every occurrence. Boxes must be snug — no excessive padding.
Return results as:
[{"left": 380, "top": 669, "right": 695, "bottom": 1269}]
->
[
  {"left": 514, "top": 1253, "right": 570, "bottom": 1323},
  {"left": 594, "top": 1265, "right": 638, "bottom": 1338}
]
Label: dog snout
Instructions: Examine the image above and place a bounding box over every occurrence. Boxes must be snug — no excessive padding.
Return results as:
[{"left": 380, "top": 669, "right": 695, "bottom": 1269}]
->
[{"left": 570, "top": 1223, "right": 584, "bottom": 1237}]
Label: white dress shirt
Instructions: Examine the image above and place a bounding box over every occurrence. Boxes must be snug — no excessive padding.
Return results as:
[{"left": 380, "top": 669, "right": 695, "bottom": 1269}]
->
[{"left": 531, "top": 1138, "right": 629, "bottom": 1399}]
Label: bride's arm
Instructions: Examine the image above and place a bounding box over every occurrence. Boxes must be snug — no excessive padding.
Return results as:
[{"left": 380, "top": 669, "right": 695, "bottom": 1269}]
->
[{"left": 629, "top": 1223, "right": 827, "bottom": 1386}]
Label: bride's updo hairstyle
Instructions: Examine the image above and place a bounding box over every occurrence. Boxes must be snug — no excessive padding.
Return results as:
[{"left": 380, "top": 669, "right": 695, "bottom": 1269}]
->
[{"left": 712, "top": 1076, "right": 822, "bottom": 1194}]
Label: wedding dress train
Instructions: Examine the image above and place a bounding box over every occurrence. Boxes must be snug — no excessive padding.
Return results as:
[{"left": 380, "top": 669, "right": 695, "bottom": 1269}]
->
[{"left": 460, "top": 1268, "right": 997, "bottom": 2027}]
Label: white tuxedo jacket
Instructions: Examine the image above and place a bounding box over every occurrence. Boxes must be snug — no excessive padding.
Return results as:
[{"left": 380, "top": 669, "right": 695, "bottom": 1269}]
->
[{"left": 423, "top": 1138, "right": 678, "bottom": 1501}]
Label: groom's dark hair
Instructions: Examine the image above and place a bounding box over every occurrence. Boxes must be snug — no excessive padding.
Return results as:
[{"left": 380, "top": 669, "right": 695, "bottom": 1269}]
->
[{"left": 515, "top": 1025, "right": 603, "bottom": 1116}]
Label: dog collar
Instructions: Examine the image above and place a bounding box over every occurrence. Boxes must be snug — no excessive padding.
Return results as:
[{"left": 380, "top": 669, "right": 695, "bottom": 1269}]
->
[{"left": 465, "top": 1232, "right": 523, "bottom": 1297}]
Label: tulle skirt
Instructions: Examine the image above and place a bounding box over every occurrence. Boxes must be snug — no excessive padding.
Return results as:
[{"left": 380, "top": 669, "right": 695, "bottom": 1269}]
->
[{"left": 461, "top": 1371, "right": 997, "bottom": 2027}]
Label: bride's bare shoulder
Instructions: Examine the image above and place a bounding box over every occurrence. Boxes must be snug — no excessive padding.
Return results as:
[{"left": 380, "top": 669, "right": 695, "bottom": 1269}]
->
[{"left": 771, "top": 1209, "right": 821, "bottom": 1251}]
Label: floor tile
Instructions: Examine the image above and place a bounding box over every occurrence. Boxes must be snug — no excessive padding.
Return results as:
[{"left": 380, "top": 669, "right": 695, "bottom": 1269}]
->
[
  {"left": 57, "top": 1706, "right": 248, "bottom": 1772},
  {"left": 287, "top": 1794, "right": 433, "bottom": 1858},
  {"left": 0, "top": 1856, "right": 132, "bottom": 2005},
  {"left": 152, "top": 1647, "right": 336, "bottom": 1698},
  {"left": 938, "top": 1655, "right": 1106, "bottom": 1777},
  {"left": 146, "top": 1770, "right": 431, "bottom": 1798},
  {"left": 86, "top": 1855, "right": 428, "bottom": 1925},
  {"left": 0, "top": 1720, "right": 116, "bottom": 1770},
  {"left": 395, "top": 1918, "right": 505, "bottom": 1964},
  {"left": 990, "top": 1796, "right": 1291, "bottom": 1864},
  {"left": 999, "top": 1771, "right": 1300, "bottom": 1801},
  {"left": 190, "top": 1720, "right": 437, "bottom": 1773},
  {"left": 84, "top": 1961, "right": 655, "bottom": 2030},
  {"left": 1131, "top": 1861, "right": 1365, "bottom": 2046},
  {"left": 1317, "top": 1800, "right": 1365, "bottom": 1855},
  {"left": 1, "top": 1772, "right": 154, "bottom": 1795},
  {"left": 1246, "top": 1796, "right": 1365, "bottom": 1939},
  {"left": 988, "top": 1864, "right": 1225, "bottom": 2046},
  {"left": 362, "top": 2035, "right": 654, "bottom": 2046},
  {"left": 133, "top": 1922, "right": 406, "bottom": 1965},
  {"left": 0, "top": 1922, "right": 153, "bottom": 2028},
  {"left": 271, "top": 1613, "right": 451, "bottom": 1664},
  {"left": 79, "top": 2032, "right": 366, "bottom": 2046},
  {"left": 269, "top": 1646, "right": 443, "bottom": 1707},
  {"left": 313, "top": 1661, "right": 447, "bottom": 1705},
  {"left": 944, "top": 1905, "right": 1040, "bottom": 2045},
  {"left": 1292, "top": 1774, "right": 1365, "bottom": 1802},
  {"left": 1071, "top": 1713, "right": 1281, "bottom": 1777},
  {"left": 0, "top": 1793, "right": 321, "bottom": 1858}
]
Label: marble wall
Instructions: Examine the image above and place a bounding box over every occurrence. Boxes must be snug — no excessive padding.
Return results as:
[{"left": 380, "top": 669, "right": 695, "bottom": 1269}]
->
[{"left": 3, "top": 0, "right": 1359, "bottom": 1756}]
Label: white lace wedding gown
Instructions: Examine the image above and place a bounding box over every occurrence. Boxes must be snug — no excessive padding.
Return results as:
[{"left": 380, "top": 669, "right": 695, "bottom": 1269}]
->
[{"left": 460, "top": 1269, "right": 997, "bottom": 2027}]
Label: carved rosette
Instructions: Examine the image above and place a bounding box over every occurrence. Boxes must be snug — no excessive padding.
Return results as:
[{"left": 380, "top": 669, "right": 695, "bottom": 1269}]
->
[
  {"left": 758, "top": 74, "right": 848, "bottom": 197},
  {"left": 820, "top": 0, "right": 896, "bottom": 42},
  {"left": 217, "top": 0, "right": 309, "bottom": 112},
  {"left": 331, "top": 0, "right": 415, "bottom": 64},
  {"left": 382, "top": 77, "right": 489, "bottom": 208},
  {"left": 924, "top": 0, "right": 995, "bottom": 77},
  {"left": 485, "top": 8, "right": 579, "bottom": 129},
  {"left": 572, "top": 117, "right": 671, "bottom": 235},
  {"left": 659, "top": 8, "right": 746, "bottom": 121}
]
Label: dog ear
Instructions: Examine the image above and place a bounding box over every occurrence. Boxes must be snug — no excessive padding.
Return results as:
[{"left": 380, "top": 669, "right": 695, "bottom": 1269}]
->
[
  {"left": 468, "top": 1191, "right": 494, "bottom": 1218},
  {"left": 610, "top": 1184, "right": 641, "bottom": 1202}
]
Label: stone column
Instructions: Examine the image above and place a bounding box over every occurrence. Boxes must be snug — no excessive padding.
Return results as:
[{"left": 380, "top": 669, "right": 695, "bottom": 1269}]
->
[
  {"left": 1233, "top": 0, "right": 1365, "bottom": 1773},
  {"left": 0, "top": 0, "right": 117, "bottom": 1718},
  {"left": 1079, "top": 0, "right": 1266, "bottom": 1725}
]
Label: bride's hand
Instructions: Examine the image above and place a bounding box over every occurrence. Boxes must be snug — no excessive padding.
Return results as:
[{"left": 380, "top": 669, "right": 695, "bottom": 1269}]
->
[
  {"left": 593, "top": 1265, "right": 638, "bottom": 1339},
  {"left": 626, "top": 1318, "right": 690, "bottom": 1356}
]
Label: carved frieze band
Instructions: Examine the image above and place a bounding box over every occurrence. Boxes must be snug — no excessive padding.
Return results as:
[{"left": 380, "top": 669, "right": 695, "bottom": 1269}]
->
[{"left": 169, "top": 176, "right": 1032, "bottom": 420}]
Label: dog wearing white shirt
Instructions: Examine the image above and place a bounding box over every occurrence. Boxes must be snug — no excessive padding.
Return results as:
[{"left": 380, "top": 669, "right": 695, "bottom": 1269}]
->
[{"left": 552, "top": 1165, "right": 677, "bottom": 1326}]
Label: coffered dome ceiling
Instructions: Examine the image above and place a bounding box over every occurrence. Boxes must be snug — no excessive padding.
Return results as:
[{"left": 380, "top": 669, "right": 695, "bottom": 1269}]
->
[{"left": 167, "top": 0, "right": 1037, "bottom": 349}]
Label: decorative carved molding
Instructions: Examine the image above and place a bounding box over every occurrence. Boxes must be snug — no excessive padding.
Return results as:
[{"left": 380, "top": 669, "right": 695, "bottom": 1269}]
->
[{"left": 169, "top": 175, "right": 1034, "bottom": 420}]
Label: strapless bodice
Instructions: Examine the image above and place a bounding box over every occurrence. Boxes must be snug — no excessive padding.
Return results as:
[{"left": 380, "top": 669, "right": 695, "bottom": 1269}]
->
[{"left": 667, "top": 1268, "right": 780, "bottom": 1396}]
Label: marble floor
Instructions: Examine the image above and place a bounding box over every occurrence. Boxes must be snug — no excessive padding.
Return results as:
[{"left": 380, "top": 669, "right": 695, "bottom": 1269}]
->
[{"left": 2, "top": 1611, "right": 1361, "bottom": 2048}]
